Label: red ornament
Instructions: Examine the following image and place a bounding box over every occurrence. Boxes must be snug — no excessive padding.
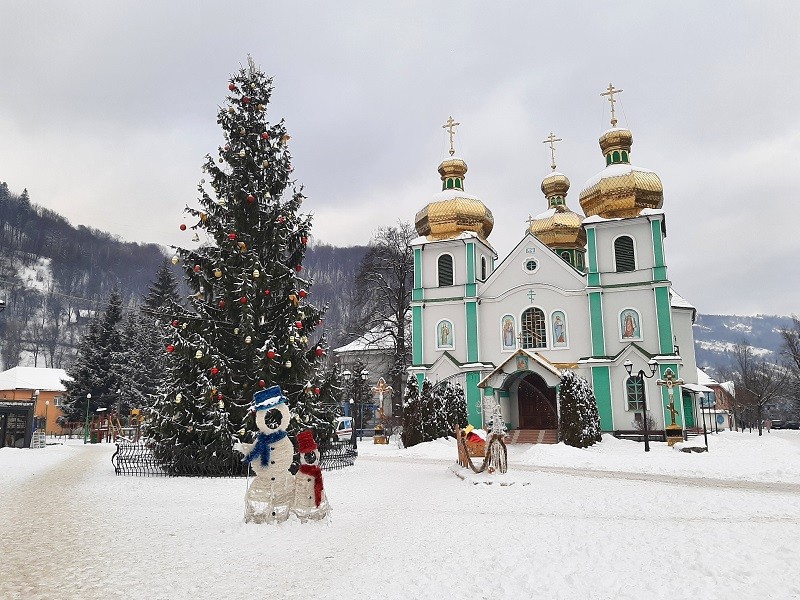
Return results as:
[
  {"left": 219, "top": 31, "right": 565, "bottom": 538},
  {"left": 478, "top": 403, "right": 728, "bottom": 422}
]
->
[
  {"left": 318, "top": 319, "right": 323, "bottom": 326},
  {"left": 258, "top": 379, "right": 266, "bottom": 388},
  {"left": 228, "top": 83, "right": 236, "bottom": 91},
  {"left": 314, "top": 347, "right": 324, "bottom": 357},
  {"left": 294, "top": 265, "right": 302, "bottom": 272},
  {"left": 242, "top": 96, "right": 251, "bottom": 104},
  {"left": 266, "top": 349, "right": 276, "bottom": 359},
  {"left": 264, "top": 289, "right": 271, "bottom": 296},
  {"left": 193, "top": 264, "right": 201, "bottom": 273},
  {"left": 180, "top": 224, "right": 187, "bottom": 231},
  {"left": 217, "top": 393, "right": 224, "bottom": 400},
  {"left": 228, "top": 232, "right": 237, "bottom": 240},
  {"left": 277, "top": 216, "right": 285, "bottom": 224},
  {"left": 171, "top": 320, "right": 179, "bottom": 327},
  {"left": 295, "top": 321, "right": 303, "bottom": 329},
  {"left": 210, "top": 367, "right": 219, "bottom": 376},
  {"left": 299, "top": 289, "right": 308, "bottom": 298},
  {"left": 240, "top": 296, "right": 248, "bottom": 304},
  {"left": 247, "top": 194, "right": 255, "bottom": 203},
  {"left": 301, "top": 236, "right": 308, "bottom": 245},
  {"left": 166, "top": 344, "right": 175, "bottom": 353},
  {"left": 218, "top": 300, "right": 226, "bottom": 308},
  {"left": 261, "top": 132, "right": 269, "bottom": 139},
  {"left": 314, "top": 387, "right": 321, "bottom": 396}
]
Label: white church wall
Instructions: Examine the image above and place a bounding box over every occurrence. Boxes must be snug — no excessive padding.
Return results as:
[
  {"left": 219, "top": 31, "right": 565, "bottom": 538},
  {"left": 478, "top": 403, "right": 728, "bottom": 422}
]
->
[
  {"left": 672, "top": 308, "right": 698, "bottom": 384},
  {"left": 609, "top": 367, "right": 665, "bottom": 431},
  {"left": 592, "top": 218, "right": 657, "bottom": 287},
  {"left": 420, "top": 299, "right": 468, "bottom": 365},
  {"left": 600, "top": 287, "right": 661, "bottom": 357},
  {"left": 419, "top": 240, "right": 467, "bottom": 289}
]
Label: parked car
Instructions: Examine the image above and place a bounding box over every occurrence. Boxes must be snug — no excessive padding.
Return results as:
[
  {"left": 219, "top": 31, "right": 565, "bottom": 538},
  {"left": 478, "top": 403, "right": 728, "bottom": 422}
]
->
[
  {"left": 783, "top": 421, "right": 800, "bottom": 430},
  {"left": 334, "top": 417, "right": 353, "bottom": 441},
  {"left": 770, "top": 420, "right": 785, "bottom": 429}
]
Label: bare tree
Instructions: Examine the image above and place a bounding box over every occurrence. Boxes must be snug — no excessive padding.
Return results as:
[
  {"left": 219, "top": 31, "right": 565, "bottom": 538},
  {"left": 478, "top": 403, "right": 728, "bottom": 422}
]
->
[
  {"left": 779, "top": 316, "right": 800, "bottom": 404},
  {"left": 730, "top": 340, "right": 789, "bottom": 435},
  {"left": 349, "top": 222, "right": 414, "bottom": 413}
]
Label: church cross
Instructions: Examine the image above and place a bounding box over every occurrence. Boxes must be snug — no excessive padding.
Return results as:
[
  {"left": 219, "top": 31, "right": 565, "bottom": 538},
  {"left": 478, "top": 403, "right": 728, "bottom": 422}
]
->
[
  {"left": 542, "top": 132, "right": 563, "bottom": 171},
  {"left": 601, "top": 83, "right": 623, "bottom": 127},
  {"left": 442, "top": 116, "right": 461, "bottom": 156},
  {"left": 527, "top": 289, "right": 536, "bottom": 302},
  {"left": 526, "top": 214, "right": 535, "bottom": 228},
  {"left": 656, "top": 368, "right": 685, "bottom": 426}
]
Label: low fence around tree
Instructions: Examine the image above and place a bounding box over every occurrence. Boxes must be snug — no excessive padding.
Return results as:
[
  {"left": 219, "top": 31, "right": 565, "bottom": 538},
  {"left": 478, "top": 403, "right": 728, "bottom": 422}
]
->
[{"left": 111, "top": 439, "right": 357, "bottom": 477}]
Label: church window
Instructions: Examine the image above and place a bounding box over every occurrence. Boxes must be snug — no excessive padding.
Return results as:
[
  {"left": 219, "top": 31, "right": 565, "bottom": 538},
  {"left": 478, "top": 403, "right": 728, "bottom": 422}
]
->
[
  {"left": 480, "top": 256, "right": 487, "bottom": 280},
  {"left": 560, "top": 251, "right": 571, "bottom": 264},
  {"left": 437, "top": 254, "right": 454, "bottom": 286},
  {"left": 621, "top": 150, "right": 629, "bottom": 162},
  {"left": 626, "top": 377, "right": 645, "bottom": 411},
  {"left": 606, "top": 154, "right": 612, "bottom": 166},
  {"left": 446, "top": 178, "right": 454, "bottom": 189},
  {"left": 521, "top": 307, "right": 547, "bottom": 349},
  {"left": 614, "top": 236, "right": 636, "bottom": 272},
  {"left": 524, "top": 258, "right": 538, "bottom": 273},
  {"left": 612, "top": 150, "right": 620, "bottom": 163}
]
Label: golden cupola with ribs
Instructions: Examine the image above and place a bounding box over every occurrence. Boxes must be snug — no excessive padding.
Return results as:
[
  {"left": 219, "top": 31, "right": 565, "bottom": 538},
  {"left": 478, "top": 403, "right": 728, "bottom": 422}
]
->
[
  {"left": 579, "top": 83, "right": 663, "bottom": 219},
  {"left": 415, "top": 118, "right": 494, "bottom": 242}
]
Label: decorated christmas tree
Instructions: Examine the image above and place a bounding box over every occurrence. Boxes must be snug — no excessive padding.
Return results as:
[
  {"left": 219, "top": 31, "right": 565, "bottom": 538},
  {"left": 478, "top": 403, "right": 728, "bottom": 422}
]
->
[{"left": 146, "top": 58, "right": 335, "bottom": 467}]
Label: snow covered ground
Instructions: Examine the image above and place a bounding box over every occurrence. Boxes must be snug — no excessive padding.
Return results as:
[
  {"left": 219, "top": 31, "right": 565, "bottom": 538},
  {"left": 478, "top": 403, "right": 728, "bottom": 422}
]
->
[{"left": 2, "top": 431, "right": 799, "bottom": 600}]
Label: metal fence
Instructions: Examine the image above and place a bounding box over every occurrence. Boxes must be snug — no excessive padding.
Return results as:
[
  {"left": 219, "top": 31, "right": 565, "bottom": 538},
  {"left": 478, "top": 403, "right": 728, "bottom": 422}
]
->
[{"left": 112, "top": 439, "right": 357, "bottom": 477}]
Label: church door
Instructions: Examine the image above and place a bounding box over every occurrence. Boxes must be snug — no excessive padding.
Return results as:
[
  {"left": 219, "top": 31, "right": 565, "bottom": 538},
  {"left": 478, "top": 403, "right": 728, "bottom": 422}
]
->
[{"left": 517, "top": 373, "right": 558, "bottom": 429}]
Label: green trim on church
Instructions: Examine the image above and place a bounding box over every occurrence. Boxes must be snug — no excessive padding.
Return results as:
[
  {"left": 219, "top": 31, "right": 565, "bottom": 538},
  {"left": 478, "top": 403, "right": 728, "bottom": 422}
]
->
[
  {"left": 654, "top": 286, "right": 674, "bottom": 354},
  {"left": 412, "top": 305, "right": 423, "bottom": 365},
  {"left": 466, "top": 243, "right": 475, "bottom": 284},
  {"left": 465, "top": 301, "right": 479, "bottom": 362},
  {"left": 650, "top": 219, "right": 667, "bottom": 281},
  {"left": 413, "top": 248, "right": 423, "bottom": 301},
  {"left": 466, "top": 371, "right": 482, "bottom": 427},
  {"left": 589, "top": 291, "right": 605, "bottom": 356},
  {"left": 586, "top": 227, "right": 600, "bottom": 286},
  {"left": 591, "top": 366, "right": 613, "bottom": 430}
]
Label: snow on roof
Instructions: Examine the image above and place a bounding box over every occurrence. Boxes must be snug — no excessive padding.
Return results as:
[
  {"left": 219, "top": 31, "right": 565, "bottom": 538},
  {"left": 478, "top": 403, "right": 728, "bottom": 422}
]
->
[
  {"left": 670, "top": 288, "right": 695, "bottom": 310},
  {"left": 582, "top": 163, "right": 656, "bottom": 190},
  {"left": 410, "top": 230, "right": 480, "bottom": 247},
  {"left": 533, "top": 207, "right": 557, "bottom": 220},
  {"left": 697, "top": 368, "right": 718, "bottom": 387},
  {"left": 429, "top": 189, "right": 482, "bottom": 203},
  {"left": 0, "top": 367, "right": 70, "bottom": 392},
  {"left": 333, "top": 325, "right": 396, "bottom": 353},
  {"left": 720, "top": 381, "right": 735, "bottom": 395}
]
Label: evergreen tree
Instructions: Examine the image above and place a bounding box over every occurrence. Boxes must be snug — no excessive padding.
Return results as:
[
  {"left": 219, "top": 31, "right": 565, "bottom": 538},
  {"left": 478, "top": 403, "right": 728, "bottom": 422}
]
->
[
  {"left": 442, "top": 381, "right": 468, "bottom": 434},
  {"left": 147, "top": 59, "right": 334, "bottom": 463},
  {"left": 401, "top": 374, "right": 422, "bottom": 447},
  {"left": 112, "top": 310, "right": 164, "bottom": 414},
  {"left": 143, "top": 259, "right": 183, "bottom": 315},
  {"left": 559, "top": 370, "right": 602, "bottom": 448}
]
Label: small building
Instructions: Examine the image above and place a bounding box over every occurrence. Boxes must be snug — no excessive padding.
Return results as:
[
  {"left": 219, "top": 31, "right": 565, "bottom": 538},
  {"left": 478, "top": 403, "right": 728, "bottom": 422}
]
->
[{"left": 0, "top": 367, "right": 69, "bottom": 448}]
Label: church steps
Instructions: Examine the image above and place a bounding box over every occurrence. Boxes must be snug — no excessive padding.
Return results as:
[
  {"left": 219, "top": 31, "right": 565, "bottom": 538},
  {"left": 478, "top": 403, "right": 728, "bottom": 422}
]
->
[{"left": 504, "top": 429, "right": 559, "bottom": 445}]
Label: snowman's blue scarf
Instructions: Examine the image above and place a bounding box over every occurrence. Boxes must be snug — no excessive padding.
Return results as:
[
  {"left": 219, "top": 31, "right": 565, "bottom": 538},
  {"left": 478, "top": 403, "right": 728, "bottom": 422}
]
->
[{"left": 245, "top": 431, "right": 288, "bottom": 466}]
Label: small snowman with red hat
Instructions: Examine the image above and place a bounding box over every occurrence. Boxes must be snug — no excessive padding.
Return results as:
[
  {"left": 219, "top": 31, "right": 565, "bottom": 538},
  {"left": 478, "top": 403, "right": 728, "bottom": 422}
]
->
[
  {"left": 234, "top": 385, "right": 296, "bottom": 523},
  {"left": 292, "top": 429, "right": 330, "bottom": 522}
]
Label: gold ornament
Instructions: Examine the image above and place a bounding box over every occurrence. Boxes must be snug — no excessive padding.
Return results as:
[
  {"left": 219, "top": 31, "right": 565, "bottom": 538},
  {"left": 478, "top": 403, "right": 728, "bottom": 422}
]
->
[
  {"left": 252, "top": 270, "right": 260, "bottom": 278},
  {"left": 289, "top": 335, "right": 295, "bottom": 343},
  {"left": 211, "top": 387, "right": 218, "bottom": 395},
  {"left": 284, "top": 360, "right": 292, "bottom": 368},
  {"left": 288, "top": 293, "right": 298, "bottom": 306},
  {"left": 200, "top": 212, "right": 208, "bottom": 222},
  {"left": 282, "top": 134, "right": 291, "bottom": 144},
  {"left": 218, "top": 400, "right": 224, "bottom": 409},
  {"left": 171, "top": 256, "right": 179, "bottom": 265},
  {"left": 238, "top": 241, "right": 248, "bottom": 252},
  {"left": 195, "top": 350, "right": 203, "bottom": 359},
  {"left": 234, "top": 328, "right": 240, "bottom": 335},
  {"left": 175, "top": 393, "right": 182, "bottom": 403},
  {"left": 264, "top": 192, "right": 271, "bottom": 198},
  {"left": 238, "top": 428, "right": 246, "bottom": 436},
  {"left": 245, "top": 335, "right": 252, "bottom": 344},
  {"left": 228, "top": 107, "right": 235, "bottom": 114},
  {"left": 239, "top": 150, "right": 246, "bottom": 158},
  {"left": 214, "top": 268, "right": 222, "bottom": 278},
  {"left": 181, "top": 323, "right": 187, "bottom": 330},
  {"left": 300, "top": 335, "right": 308, "bottom": 344},
  {"left": 257, "top": 104, "right": 265, "bottom": 111},
  {"left": 239, "top": 127, "right": 245, "bottom": 135},
  {"left": 262, "top": 159, "right": 269, "bottom": 168}
]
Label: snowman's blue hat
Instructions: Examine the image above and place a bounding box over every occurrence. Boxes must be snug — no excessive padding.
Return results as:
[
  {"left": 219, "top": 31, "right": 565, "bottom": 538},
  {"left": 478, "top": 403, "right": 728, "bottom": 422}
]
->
[{"left": 254, "top": 385, "right": 287, "bottom": 411}]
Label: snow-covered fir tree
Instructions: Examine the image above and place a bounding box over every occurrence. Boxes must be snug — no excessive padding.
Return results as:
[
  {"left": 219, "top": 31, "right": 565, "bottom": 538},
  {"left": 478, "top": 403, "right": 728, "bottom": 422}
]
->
[
  {"left": 147, "top": 58, "right": 336, "bottom": 464},
  {"left": 401, "top": 374, "right": 422, "bottom": 447},
  {"left": 143, "top": 259, "right": 183, "bottom": 316},
  {"left": 559, "top": 370, "right": 602, "bottom": 448},
  {"left": 112, "top": 310, "right": 164, "bottom": 413},
  {"left": 441, "top": 381, "right": 468, "bottom": 434}
]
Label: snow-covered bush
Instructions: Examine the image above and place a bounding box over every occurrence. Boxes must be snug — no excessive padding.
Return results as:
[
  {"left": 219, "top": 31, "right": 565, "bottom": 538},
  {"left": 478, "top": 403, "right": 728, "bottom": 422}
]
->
[{"left": 559, "top": 370, "right": 602, "bottom": 448}]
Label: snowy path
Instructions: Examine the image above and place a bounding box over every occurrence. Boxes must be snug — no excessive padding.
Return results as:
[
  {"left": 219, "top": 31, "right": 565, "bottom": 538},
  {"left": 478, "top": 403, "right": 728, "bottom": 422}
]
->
[{"left": 2, "top": 442, "right": 800, "bottom": 600}]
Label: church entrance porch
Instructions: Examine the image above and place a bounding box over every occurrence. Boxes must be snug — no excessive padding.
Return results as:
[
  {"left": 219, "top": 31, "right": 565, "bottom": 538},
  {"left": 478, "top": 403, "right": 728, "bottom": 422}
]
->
[{"left": 515, "top": 373, "right": 558, "bottom": 430}]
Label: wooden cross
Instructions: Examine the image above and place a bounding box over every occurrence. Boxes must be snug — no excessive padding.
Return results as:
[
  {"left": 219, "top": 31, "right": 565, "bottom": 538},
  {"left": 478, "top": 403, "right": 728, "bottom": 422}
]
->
[
  {"left": 442, "top": 116, "right": 460, "bottom": 156},
  {"left": 542, "top": 132, "right": 563, "bottom": 171},
  {"left": 657, "top": 368, "right": 685, "bottom": 426},
  {"left": 600, "top": 83, "right": 623, "bottom": 127}
]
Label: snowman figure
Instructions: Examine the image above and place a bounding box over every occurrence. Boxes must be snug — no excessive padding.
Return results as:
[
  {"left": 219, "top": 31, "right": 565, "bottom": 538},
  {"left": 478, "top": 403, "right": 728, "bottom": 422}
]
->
[
  {"left": 234, "top": 385, "right": 296, "bottom": 524},
  {"left": 292, "top": 429, "right": 330, "bottom": 522}
]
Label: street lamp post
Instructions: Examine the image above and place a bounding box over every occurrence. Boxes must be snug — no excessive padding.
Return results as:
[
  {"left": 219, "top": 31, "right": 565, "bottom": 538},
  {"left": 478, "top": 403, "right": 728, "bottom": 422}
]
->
[
  {"left": 699, "top": 392, "right": 709, "bottom": 452},
  {"left": 84, "top": 393, "right": 92, "bottom": 444},
  {"left": 358, "top": 369, "right": 369, "bottom": 442},
  {"left": 623, "top": 359, "right": 658, "bottom": 452}
]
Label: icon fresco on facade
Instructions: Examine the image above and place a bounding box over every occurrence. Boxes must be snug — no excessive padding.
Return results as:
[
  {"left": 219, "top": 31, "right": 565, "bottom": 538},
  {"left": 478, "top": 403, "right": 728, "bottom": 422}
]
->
[
  {"left": 436, "top": 319, "right": 454, "bottom": 350},
  {"left": 552, "top": 311, "right": 567, "bottom": 348},
  {"left": 500, "top": 314, "right": 516, "bottom": 351},
  {"left": 620, "top": 308, "right": 642, "bottom": 340}
]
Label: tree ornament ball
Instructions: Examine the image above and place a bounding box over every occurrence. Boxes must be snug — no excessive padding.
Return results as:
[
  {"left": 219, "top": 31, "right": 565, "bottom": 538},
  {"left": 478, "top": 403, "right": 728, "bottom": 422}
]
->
[
  {"left": 228, "top": 232, "right": 237, "bottom": 240},
  {"left": 242, "top": 96, "right": 251, "bottom": 104},
  {"left": 252, "top": 269, "right": 260, "bottom": 278},
  {"left": 257, "top": 104, "right": 265, "bottom": 111},
  {"left": 193, "top": 264, "right": 201, "bottom": 273},
  {"left": 239, "top": 127, "right": 245, "bottom": 135},
  {"left": 239, "top": 296, "right": 248, "bottom": 304},
  {"left": 244, "top": 335, "right": 252, "bottom": 344},
  {"left": 284, "top": 360, "right": 292, "bottom": 368},
  {"left": 262, "top": 159, "right": 269, "bottom": 168},
  {"left": 195, "top": 350, "right": 203, "bottom": 359},
  {"left": 218, "top": 300, "right": 225, "bottom": 308},
  {"left": 318, "top": 319, "right": 324, "bottom": 326},
  {"left": 247, "top": 194, "right": 255, "bottom": 203},
  {"left": 295, "top": 321, "right": 303, "bottom": 329},
  {"left": 315, "top": 347, "right": 324, "bottom": 357},
  {"left": 180, "top": 224, "right": 187, "bottom": 231},
  {"left": 166, "top": 344, "right": 175, "bottom": 353},
  {"left": 277, "top": 216, "right": 285, "bottom": 224},
  {"left": 171, "top": 255, "right": 179, "bottom": 265},
  {"left": 217, "top": 393, "right": 224, "bottom": 400},
  {"left": 314, "top": 387, "right": 321, "bottom": 396},
  {"left": 239, "top": 150, "right": 246, "bottom": 158},
  {"left": 218, "top": 400, "right": 224, "bottom": 409},
  {"left": 228, "top": 83, "right": 236, "bottom": 91},
  {"left": 258, "top": 379, "right": 266, "bottom": 388},
  {"left": 214, "top": 268, "right": 222, "bottom": 278},
  {"left": 267, "top": 349, "right": 276, "bottom": 359},
  {"left": 174, "top": 394, "right": 182, "bottom": 404},
  {"left": 238, "top": 428, "right": 246, "bottom": 436},
  {"left": 301, "top": 236, "right": 308, "bottom": 245},
  {"left": 234, "top": 328, "right": 240, "bottom": 334},
  {"left": 300, "top": 335, "right": 308, "bottom": 344},
  {"left": 171, "top": 320, "right": 179, "bottom": 327},
  {"left": 299, "top": 289, "right": 308, "bottom": 298},
  {"left": 211, "top": 387, "right": 217, "bottom": 395},
  {"left": 261, "top": 132, "right": 269, "bottom": 140},
  {"left": 210, "top": 366, "right": 219, "bottom": 376},
  {"left": 294, "top": 265, "right": 302, "bottom": 272},
  {"left": 228, "top": 107, "right": 235, "bottom": 114},
  {"left": 264, "top": 289, "right": 270, "bottom": 296},
  {"left": 289, "top": 336, "right": 296, "bottom": 343}
]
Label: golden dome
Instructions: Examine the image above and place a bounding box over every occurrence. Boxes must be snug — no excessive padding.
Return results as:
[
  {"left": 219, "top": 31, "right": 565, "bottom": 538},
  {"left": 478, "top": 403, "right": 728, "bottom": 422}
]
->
[
  {"left": 541, "top": 171, "right": 570, "bottom": 198},
  {"left": 529, "top": 206, "right": 586, "bottom": 249},
  {"left": 415, "top": 157, "right": 494, "bottom": 241},
  {"left": 579, "top": 127, "right": 663, "bottom": 219}
]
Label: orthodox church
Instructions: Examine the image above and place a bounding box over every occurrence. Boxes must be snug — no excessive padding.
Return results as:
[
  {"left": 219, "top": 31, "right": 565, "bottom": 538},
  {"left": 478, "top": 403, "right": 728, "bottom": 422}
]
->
[{"left": 409, "top": 86, "right": 701, "bottom": 437}]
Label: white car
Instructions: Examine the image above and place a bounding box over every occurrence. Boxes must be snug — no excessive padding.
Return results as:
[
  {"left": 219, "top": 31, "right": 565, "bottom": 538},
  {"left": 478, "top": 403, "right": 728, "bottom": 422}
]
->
[{"left": 334, "top": 417, "right": 353, "bottom": 441}]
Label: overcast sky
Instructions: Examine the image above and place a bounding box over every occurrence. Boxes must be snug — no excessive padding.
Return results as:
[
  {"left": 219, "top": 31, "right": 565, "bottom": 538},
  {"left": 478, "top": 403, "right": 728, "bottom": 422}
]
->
[{"left": 1, "top": 2, "right": 798, "bottom": 317}]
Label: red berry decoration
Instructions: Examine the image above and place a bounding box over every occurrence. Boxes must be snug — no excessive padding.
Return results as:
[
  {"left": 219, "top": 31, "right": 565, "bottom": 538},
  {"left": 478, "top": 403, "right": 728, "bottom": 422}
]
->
[
  {"left": 180, "top": 224, "right": 187, "bottom": 231},
  {"left": 261, "top": 132, "right": 269, "bottom": 139},
  {"left": 299, "top": 289, "right": 308, "bottom": 298},
  {"left": 242, "top": 96, "right": 251, "bottom": 104},
  {"left": 315, "top": 346, "right": 324, "bottom": 357},
  {"left": 240, "top": 296, "right": 248, "bottom": 304},
  {"left": 295, "top": 321, "right": 303, "bottom": 329},
  {"left": 228, "top": 232, "right": 237, "bottom": 240},
  {"left": 314, "top": 387, "right": 321, "bottom": 396},
  {"left": 171, "top": 320, "right": 179, "bottom": 327},
  {"left": 294, "top": 265, "right": 302, "bottom": 272},
  {"left": 264, "top": 289, "right": 271, "bottom": 296},
  {"left": 210, "top": 367, "right": 219, "bottom": 376},
  {"left": 228, "top": 83, "right": 236, "bottom": 91},
  {"left": 301, "top": 236, "right": 308, "bottom": 245},
  {"left": 266, "top": 349, "right": 276, "bottom": 359},
  {"left": 247, "top": 194, "right": 255, "bottom": 203},
  {"left": 218, "top": 300, "right": 226, "bottom": 308},
  {"left": 258, "top": 379, "right": 266, "bottom": 388},
  {"left": 193, "top": 264, "right": 201, "bottom": 273}
]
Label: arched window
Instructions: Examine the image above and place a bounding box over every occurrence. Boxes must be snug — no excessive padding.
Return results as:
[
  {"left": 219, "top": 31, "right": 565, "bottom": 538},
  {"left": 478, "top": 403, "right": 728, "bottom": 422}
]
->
[
  {"left": 480, "top": 256, "right": 487, "bottom": 280},
  {"left": 437, "top": 254, "right": 454, "bottom": 286},
  {"left": 560, "top": 251, "right": 571, "bottom": 264},
  {"left": 521, "top": 307, "right": 547, "bottom": 349},
  {"left": 614, "top": 236, "right": 636, "bottom": 272},
  {"left": 626, "top": 377, "right": 645, "bottom": 411}
]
